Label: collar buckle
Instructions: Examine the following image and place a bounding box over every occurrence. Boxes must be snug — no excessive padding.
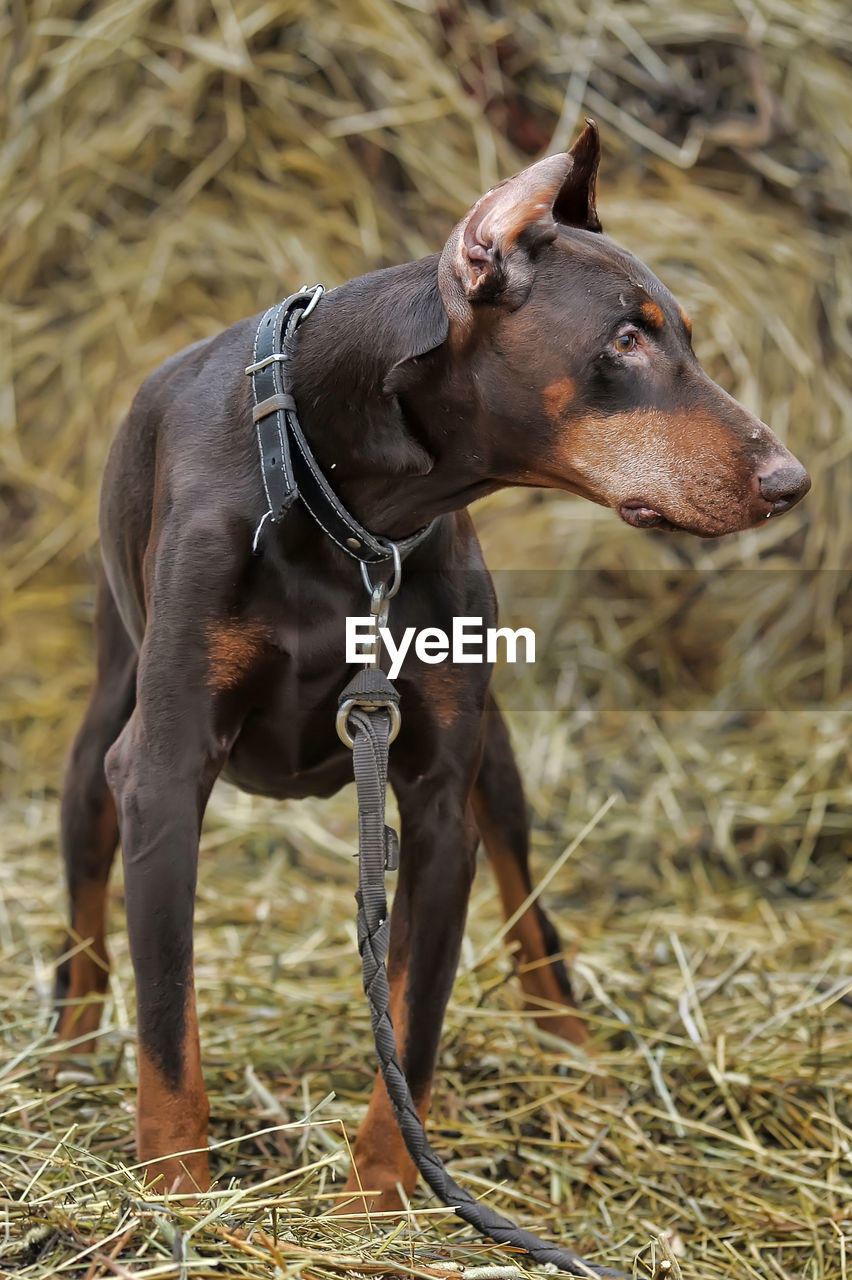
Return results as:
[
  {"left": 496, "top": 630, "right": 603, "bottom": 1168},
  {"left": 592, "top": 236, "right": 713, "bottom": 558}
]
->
[{"left": 248, "top": 287, "right": 435, "bottom": 566}]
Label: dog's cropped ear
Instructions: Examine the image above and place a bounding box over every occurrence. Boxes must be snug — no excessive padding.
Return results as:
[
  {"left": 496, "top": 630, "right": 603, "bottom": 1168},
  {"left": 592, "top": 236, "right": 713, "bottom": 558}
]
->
[
  {"left": 553, "top": 120, "right": 602, "bottom": 235},
  {"left": 438, "top": 120, "right": 603, "bottom": 322}
]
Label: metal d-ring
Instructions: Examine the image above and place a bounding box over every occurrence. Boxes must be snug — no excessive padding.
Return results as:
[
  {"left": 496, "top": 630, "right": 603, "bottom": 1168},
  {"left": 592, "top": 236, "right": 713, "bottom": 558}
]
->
[
  {"left": 336, "top": 697, "right": 401, "bottom": 749},
  {"left": 360, "top": 541, "right": 402, "bottom": 600}
]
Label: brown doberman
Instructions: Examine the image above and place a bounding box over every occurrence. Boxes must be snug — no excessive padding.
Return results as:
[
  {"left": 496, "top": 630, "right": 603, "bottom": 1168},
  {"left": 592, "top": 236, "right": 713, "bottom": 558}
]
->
[{"left": 55, "top": 123, "right": 809, "bottom": 1202}]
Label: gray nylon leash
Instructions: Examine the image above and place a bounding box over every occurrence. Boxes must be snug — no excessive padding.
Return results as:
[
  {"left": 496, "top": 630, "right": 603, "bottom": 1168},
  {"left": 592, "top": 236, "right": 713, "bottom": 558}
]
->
[{"left": 339, "top": 669, "right": 624, "bottom": 1279}]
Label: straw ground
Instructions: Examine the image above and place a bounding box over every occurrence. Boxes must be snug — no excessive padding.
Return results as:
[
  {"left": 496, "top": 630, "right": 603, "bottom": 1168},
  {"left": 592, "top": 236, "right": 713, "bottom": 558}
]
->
[{"left": 1, "top": 2, "right": 850, "bottom": 1277}]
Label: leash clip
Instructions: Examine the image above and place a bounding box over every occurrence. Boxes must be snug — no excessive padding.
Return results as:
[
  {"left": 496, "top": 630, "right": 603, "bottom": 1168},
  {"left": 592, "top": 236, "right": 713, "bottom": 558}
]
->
[
  {"left": 366, "top": 583, "right": 390, "bottom": 667},
  {"left": 336, "top": 548, "right": 404, "bottom": 749},
  {"left": 356, "top": 541, "right": 401, "bottom": 670}
]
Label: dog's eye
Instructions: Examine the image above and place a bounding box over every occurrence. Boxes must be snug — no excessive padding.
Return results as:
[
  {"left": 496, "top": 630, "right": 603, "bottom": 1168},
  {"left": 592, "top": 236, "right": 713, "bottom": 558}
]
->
[{"left": 614, "top": 331, "right": 638, "bottom": 353}]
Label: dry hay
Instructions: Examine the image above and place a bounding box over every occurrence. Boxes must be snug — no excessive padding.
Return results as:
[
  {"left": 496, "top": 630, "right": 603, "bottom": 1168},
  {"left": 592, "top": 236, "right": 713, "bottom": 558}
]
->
[{"left": 1, "top": 1, "right": 851, "bottom": 1278}]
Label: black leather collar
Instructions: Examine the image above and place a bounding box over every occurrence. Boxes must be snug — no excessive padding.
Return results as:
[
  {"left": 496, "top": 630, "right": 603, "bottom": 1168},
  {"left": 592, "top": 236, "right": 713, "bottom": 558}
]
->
[{"left": 246, "top": 286, "right": 436, "bottom": 564}]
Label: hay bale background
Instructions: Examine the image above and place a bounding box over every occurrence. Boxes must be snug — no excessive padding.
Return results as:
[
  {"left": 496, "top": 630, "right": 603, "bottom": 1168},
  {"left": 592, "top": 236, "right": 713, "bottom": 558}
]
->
[{"left": 1, "top": 1, "right": 850, "bottom": 1277}]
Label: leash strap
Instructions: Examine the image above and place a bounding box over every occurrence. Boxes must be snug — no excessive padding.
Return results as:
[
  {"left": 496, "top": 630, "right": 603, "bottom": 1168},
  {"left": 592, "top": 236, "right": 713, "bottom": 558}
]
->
[
  {"left": 338, "top": 669, "right": 623, "bottom": 1280},
  {"left": 247, "top": 287, "right": 437, "bottom": 564}
]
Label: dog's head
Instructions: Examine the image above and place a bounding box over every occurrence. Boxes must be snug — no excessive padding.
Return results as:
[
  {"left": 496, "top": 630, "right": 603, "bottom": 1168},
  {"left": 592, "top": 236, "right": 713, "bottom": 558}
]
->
[{"left": 432, "top": 122, "right": 809, "bottom": 537}]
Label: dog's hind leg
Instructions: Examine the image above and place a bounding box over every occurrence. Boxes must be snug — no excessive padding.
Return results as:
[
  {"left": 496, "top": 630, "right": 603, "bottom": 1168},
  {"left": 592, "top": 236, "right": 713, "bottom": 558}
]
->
[
  {"left": 472, "top": 694, "right": 587, "bottom": 1045},
  {"left": 55, "top": 569, "right": 137, "bottom": 1050}
]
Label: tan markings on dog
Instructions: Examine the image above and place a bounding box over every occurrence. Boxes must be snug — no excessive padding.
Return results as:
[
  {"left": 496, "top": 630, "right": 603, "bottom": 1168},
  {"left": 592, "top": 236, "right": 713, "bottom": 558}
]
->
[
  {"left": 473, "top": 796, "right": 587, "bottom": 1045},
  {"left": 59, "top": 882, "right": 111, "bottom": 1042},
  {"left": 539, "top": 406, "right": 756, "bottom": 535},
  {"left": 641, "top": 300, "right": 665, "bottom": 328},
  {"left": 207, "top": 620, "right": 269, "bottom": 692},
  {"left": 422, "top": 664, "right": 462, "bottom": 728},
  {"left": 679, "top": 307, "right": 693, "bottom": 337},
  {"left": 137, "top": 984, "right": 210, "bottom": 1195},
  {"left": 542, "top": 375, "right": 576, "bottom": 422},
  {"left": 56, "top": 794, "right": 119, "bottom": 1048},
  {"left": 339, "top": 965, "right": 429, "bottom": 1211}
]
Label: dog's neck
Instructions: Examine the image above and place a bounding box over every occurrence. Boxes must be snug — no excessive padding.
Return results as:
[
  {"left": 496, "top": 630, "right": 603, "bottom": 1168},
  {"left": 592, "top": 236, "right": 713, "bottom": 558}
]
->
[{"left": 291, "top": 255, "right": 498, "bottom": 540}]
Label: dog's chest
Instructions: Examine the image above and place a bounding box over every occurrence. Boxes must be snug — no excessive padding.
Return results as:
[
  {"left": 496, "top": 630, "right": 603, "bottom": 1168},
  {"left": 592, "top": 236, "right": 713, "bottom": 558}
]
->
[
  {"left": 221, "top": 721, "right": 353, "bottom": 799},
  {"left": 219, "top": 611, "right": 358, "bottom": 799}
]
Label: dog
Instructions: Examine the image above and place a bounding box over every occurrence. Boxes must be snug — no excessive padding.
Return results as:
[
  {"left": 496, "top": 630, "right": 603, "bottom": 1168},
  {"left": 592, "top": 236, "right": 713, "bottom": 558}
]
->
[{"left": 55, "top": 121, "right": 810, "bottom": 1202}]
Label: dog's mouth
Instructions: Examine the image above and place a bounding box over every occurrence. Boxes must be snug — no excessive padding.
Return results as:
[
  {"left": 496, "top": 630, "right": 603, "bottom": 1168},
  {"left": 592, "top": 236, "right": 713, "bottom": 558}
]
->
[{"left": 618, "top": 501, "right": 680, "bottom": 532}]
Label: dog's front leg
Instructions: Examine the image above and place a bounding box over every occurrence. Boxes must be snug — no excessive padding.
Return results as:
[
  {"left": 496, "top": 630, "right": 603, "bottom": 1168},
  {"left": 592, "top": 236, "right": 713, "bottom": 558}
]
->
[
  {"left": 105, "top": 693, "right": 224, "bottom": 1194},
  {"left": 103, "top": 558, "right": 240, "bottom": 1195},
  {"left": 342, "top": 759, "right": 480, "bottom": 1212}
]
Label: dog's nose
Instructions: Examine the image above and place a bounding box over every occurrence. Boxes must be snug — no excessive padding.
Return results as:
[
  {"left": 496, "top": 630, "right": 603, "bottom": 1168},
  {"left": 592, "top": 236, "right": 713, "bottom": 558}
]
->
[{"left": 758, "top": 461, "right": 811, "bottom": 512}]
